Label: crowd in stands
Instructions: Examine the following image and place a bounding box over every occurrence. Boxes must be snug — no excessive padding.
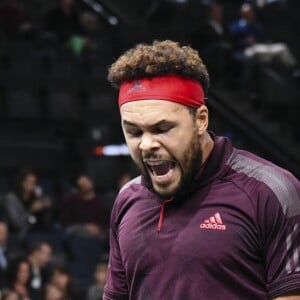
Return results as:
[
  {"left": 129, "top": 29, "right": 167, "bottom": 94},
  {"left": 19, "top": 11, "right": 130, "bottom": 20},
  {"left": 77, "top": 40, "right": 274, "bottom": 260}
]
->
[
  {"left": 192, "top": 1, "right": 299, "bottom": 85},
  {"left": 0, "top": 167, "right": 129, "bottom": 299},
  {"left": 0, "top": 0, "right": 299, "bottom": 299},
  {"left": 1, "top": 0, "right": 299, "bottom": 130}
]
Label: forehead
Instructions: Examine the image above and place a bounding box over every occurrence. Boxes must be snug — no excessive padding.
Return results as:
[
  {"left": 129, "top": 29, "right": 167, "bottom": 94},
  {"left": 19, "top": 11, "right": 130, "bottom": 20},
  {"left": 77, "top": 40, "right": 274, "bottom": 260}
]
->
[
  {"left": 120, "top": 100, "right": 188, "bottom": 125},
  {"left": 19, "top": 261, "right": 29, "bottom": 269},
  {"left": 24, "top": 174, "right": 36, "bottom": 181},
  {"left": 39, "top": 243, "right": 51, "bottom": 252},
  {"left": 78, "top": 176, "right": 91, "bottom": 184}
]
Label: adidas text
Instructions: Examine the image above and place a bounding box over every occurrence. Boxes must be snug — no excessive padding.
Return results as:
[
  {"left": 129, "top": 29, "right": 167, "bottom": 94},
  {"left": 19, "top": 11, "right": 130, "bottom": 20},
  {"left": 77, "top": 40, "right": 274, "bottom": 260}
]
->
[{"left": 200, "top": 223, "right": 226, "bottom": 230}]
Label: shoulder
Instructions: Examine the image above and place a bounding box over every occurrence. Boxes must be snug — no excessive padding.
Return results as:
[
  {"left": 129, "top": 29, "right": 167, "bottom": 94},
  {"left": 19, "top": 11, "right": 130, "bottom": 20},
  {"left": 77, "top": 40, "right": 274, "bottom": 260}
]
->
[
  {"left": 4, "top": 192, "right": 18, "bottom": 200},
  {"left": 111, "top": 176, "right": 150, "bottom": 223},
  {"left": 227, "top": 149, "right": 300, "bottom": 218},
  {"left": 118, "top": 176, "right": 143, "bottom": 194},
  {"left": 114, "top": 176, "right": 144, "bottom": 209},
  {"left": 3, "top": 192, "right": 21, "bottom": 205}
]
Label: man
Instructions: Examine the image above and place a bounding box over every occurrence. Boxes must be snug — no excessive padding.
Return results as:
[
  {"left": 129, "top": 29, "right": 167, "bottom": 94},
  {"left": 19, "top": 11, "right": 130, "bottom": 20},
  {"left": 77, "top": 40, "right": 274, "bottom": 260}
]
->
[
  {"left": 229, "top": 3, "right": 297, "bottom": 67},
  {"left": 60, "top": 174, "right": 108, "bottom": 238},
  {"left": 199, "top": 1, "right": 231, "bottom": 81},
  {"left": 4, "top": 169, "right": 53, "bottom": 238},
  {"left": 103, "top": 40, "right": 300, "bottom": 300},
  {"left": 60, "top": 174, "right": 109, "bottom": 261},
  {"left": 27, "top": 241, "right": 52, "bottom": 300}
]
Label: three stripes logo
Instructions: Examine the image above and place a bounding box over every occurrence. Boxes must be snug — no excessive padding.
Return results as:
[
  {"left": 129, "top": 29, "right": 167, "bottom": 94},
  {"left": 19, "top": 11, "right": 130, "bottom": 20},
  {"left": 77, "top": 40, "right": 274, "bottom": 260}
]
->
[
  {"left": 127, "top": 80, "right": 145, "bottom": 94},
  {"left": 200, "top": 212, "right": 227, "bottom": 231}
]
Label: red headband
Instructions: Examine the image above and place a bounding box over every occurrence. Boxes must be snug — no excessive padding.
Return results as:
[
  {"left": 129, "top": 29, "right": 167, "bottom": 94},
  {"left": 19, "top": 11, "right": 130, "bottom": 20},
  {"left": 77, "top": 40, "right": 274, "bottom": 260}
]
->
[{"left": 118, "top": 75, "right": 205, "bottom": 108}]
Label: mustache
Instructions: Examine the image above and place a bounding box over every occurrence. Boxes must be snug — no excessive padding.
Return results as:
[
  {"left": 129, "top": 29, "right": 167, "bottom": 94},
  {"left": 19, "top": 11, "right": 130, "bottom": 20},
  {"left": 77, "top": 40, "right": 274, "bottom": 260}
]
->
[
  {"left": 142, "top": 152, "right": 166, "bottom": 161},
  {"left": 142, "top": 152, "right": 157, "bottom": 160}
]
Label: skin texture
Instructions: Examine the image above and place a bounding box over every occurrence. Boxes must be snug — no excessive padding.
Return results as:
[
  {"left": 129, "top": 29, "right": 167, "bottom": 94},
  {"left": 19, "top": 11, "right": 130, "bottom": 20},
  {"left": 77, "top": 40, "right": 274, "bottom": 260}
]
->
[{"left": 121, "top": 99, "right": 213, "bottom": 199}]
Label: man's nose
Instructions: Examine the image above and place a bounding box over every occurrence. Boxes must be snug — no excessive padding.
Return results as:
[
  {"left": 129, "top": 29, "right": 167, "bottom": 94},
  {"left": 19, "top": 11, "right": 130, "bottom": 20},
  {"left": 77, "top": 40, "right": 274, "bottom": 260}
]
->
[{"left": 139, "top": 133, "right": 159, "bottom": 152}]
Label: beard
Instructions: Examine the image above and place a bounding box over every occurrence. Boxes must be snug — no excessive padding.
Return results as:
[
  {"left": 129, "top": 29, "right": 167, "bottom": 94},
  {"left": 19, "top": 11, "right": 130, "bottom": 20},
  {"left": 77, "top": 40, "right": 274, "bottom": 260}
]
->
[{"left": 136, "top": 127, "right": 203, "bottom": 199}]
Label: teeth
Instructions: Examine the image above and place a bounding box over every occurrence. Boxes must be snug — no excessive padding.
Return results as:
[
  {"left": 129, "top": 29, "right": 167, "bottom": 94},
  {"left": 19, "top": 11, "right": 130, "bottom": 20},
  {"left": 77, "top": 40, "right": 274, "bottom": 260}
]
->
[
  {"left": 147, "top": 161, "right": 164, "bottom": 166},
  {"left": 144, "top": 160, "right": 172, "bottom": 164}
]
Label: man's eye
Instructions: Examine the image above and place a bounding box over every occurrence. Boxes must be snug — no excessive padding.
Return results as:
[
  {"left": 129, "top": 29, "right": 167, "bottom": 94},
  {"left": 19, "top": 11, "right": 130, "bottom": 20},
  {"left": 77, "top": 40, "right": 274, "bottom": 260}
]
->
[
  {"left": 155, "top": 126, "right": 172, "bottom": 134},
  {"left": 127, "top": 130, "right": 142, "bottom": 137}
]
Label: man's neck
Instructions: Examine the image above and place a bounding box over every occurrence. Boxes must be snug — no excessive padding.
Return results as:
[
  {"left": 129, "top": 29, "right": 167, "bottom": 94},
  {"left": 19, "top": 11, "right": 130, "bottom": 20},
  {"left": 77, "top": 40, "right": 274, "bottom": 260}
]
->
[{"left": 201, "top": 132, "right": 215, "bottom": 164}]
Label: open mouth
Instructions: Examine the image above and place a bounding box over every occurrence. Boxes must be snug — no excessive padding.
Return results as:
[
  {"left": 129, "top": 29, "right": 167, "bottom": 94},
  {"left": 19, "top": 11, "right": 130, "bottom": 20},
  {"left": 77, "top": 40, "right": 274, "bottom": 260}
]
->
[{"left": 145, "top": 160, "right": 176, "bottom": 177}]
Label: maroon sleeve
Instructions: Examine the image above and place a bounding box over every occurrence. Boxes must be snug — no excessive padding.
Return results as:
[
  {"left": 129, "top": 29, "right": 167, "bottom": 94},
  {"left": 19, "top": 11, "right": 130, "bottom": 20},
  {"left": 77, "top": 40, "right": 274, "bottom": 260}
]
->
[
  {"left": 256, "top": 174, "right": 300, "bottom": 299},
  {"left": 103, "top": 193, "right": 129, "bottom": 300}
]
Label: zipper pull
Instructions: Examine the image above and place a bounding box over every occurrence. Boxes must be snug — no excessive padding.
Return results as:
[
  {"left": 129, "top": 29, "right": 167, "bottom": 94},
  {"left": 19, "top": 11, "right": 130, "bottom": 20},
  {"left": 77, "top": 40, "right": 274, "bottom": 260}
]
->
[{"left": 157, "top": 198, "right": 173, "bottom": 232}]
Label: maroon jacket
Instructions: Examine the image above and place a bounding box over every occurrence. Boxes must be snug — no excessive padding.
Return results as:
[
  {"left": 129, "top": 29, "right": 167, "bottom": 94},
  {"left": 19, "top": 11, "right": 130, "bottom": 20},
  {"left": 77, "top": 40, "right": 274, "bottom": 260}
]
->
[
  {"left": 104, "top": 135, "right": 300, "bottom": 300},
  {"left": 60, "top": 193, "right": 108, "bottom": 229}
]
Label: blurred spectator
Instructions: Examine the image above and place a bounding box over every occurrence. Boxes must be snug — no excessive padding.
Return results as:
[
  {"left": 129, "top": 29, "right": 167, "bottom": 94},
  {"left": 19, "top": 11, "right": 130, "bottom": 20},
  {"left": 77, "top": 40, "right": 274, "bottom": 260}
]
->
[
  {"left": 43, "top": 0, "right": 83, "bottom": 43},
  {"left": 48, "top": 264, "right": 79, "bottom": 300},
  {"left": 78, "top": 11, "right": 115, "bottom": 56},
  {"left": 199, "top": 1, "right": 231, "bottom": 82},
  {"left": 3, "top": 169, "right": 53, "bottom": 239},
  {"left": 6, "top": 257, "right": 32, "bottom": 300},
  {"left": 228, "top": 2, "right": 298, "bottom": 91},
  {"left": 44, "top": 283, "right": 65, "bottom": 300},
  {"left": 0, "top": 0, "right": 34, "bottom": 40},
  {"left": 86, "top": 262, "right": 107, "bottom": 300},
  {"left": 229, "top": 3, "right": 297, "bottom": 67},
  {"left": 202, "top": 2, "right": 229, "bottom": 48},
  {"left": 60, "top": 174, "right": 109, "bottom": 239},
  {"left": 229, "top": 3, "right": 265, "bottom": 56},
  {"left": 26, "top": 241, "right": 52, "bottom": 300},
  {"left": 0, "top": 289, "right": 20, "bottom": 300},
  {"left": 0, "top": 220, "right": 22, "bottom": 290}
]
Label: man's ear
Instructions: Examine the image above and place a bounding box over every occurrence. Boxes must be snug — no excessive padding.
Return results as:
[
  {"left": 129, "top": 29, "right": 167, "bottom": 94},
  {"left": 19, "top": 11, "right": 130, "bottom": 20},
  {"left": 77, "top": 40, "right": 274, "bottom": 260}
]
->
[{"left": 196, "top": 105, "right": 209, "bottom": 135}]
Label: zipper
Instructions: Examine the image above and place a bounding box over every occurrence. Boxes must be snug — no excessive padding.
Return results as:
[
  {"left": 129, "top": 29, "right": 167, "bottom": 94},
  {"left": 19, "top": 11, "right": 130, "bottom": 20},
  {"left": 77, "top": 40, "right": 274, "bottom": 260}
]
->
[{"left": 157, "top": 197, "right": 173, "bottom": 232}]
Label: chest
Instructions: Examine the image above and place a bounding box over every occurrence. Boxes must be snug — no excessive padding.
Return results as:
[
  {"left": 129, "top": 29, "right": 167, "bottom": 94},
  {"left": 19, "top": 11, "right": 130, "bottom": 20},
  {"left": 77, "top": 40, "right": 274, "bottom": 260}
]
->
[{"left": 118, "top": 184, "right": 262, "bottom": 275}]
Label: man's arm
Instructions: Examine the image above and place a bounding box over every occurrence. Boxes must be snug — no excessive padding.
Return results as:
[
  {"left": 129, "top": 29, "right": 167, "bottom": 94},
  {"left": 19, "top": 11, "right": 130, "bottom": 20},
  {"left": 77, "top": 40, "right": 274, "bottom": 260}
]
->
[
  {"left": 255, "top": 171, "right": 300, "bottom": 299},
  {"left": 103, "top": 194, "right": 129, "bottom": 300}
]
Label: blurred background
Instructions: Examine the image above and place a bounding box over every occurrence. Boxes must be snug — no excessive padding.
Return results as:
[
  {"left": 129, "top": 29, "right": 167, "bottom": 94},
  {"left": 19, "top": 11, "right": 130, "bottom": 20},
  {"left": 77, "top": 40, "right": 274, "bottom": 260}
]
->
[{"left": 0, "top": 0, "right": 299, "bottom": 298}]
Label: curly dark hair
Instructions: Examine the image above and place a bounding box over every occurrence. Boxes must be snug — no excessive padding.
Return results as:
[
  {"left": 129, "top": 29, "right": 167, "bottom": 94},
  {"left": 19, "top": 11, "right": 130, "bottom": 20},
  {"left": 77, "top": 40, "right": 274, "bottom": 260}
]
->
[{"left": 108, "top": 40, "right": 210, "bottom": 93}]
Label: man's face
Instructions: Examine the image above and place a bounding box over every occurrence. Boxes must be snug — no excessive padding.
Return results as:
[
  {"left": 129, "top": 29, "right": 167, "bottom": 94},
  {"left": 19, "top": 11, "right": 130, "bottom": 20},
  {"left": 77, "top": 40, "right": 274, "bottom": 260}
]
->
[
  {"left": 22, "top": 174, "right": 37, "bottom": 195},
  {"left": 77, "top": 176, "right": 95, "bottom": 200},
  {"left": 52, "top": 270, "right": 70, "bottom": 289},
  {"left": 36, "top": 244, "right": 52, "bottom": 267},
  {"left": 121, "top": 100, "right": 203, "bottom": 198},
  {"left": 17, "top": 261, "right": 30, "bottom": 284}
]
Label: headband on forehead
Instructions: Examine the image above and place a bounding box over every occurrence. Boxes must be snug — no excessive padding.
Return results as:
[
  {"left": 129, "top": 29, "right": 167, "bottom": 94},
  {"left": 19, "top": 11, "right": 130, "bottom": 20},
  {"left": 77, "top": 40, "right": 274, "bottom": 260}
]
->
[{"left": 118, "top": 75, "right": 205, "bottom": 108}]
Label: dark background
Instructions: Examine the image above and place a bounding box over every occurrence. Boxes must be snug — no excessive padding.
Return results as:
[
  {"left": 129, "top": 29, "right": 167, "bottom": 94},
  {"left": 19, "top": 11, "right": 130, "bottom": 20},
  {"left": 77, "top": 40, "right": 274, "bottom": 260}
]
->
[{"left": 0, "top": 0, "right": 299, "bottom": 199}]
